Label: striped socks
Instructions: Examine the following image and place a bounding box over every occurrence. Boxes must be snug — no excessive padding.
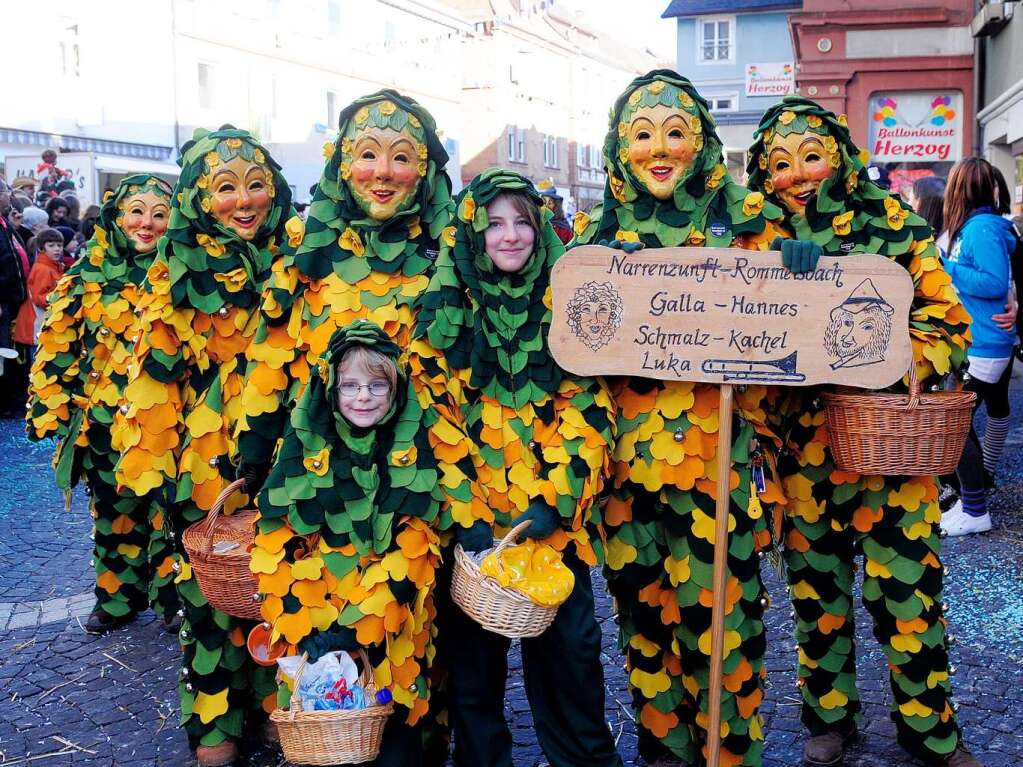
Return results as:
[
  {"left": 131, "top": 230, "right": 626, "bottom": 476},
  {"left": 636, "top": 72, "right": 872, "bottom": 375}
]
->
[
  {"left": 983, "top": 416, "right": 1011, "bottom": 475},
  {"left": 960, "top": 487, "right": 987, "bottom": 518}
]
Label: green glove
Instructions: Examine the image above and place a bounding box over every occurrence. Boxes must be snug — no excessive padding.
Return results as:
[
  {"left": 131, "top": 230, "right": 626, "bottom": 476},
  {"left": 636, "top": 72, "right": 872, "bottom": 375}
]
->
[
  {"left": 773, "top": 236, "right": 823, "bottom": 274},
  {"left": 456, "top": 519, "right": 494, "bottom": 553},
  {"left": 597, "top": 237, "right": 645, "bottom": 254},
  {"left": 516, "top": 500, "right": 560, "bottom": 540}
]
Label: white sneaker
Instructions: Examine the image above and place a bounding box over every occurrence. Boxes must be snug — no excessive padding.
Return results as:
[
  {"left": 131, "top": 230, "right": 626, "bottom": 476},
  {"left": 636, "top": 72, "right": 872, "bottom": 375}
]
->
[{"left": 940, "top": 500, "right": 992, "bottom": 537}]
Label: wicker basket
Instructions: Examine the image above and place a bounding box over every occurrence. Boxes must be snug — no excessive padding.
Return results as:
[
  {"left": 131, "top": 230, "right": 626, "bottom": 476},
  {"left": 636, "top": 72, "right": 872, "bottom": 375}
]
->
[
  {"left": 823, "top": 364, "right": 976, "bottom": 476},
  {"left": 181, "top": 478, "right": 262, "bottom": 620},
  {"left": 272, "top": 649, "right": 394, "bottom": 766},
  {"left": 451, "top": 520, "right": 562, "bottom": 639}
]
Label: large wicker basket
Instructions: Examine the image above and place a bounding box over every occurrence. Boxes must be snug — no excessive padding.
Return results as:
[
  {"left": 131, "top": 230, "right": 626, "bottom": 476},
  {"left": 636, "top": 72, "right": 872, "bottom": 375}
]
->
[
  {"left": 271, "top": 649, "right": 393, "bottom": 766},
  {"left": 182, "top": 478, "right": 262, "bottom": 620},
  {"left": 452, "top": 520, "right": 562, "bottom": 639},
  {"left": 823, "top": 365, "right": 976, "bottom": 476}
]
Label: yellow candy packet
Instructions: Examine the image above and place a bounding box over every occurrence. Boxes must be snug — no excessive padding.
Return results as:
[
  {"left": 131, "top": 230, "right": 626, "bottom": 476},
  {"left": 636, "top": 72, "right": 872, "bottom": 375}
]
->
[{"left": 479, "top": 540, "right": 575, "bottom": 607}]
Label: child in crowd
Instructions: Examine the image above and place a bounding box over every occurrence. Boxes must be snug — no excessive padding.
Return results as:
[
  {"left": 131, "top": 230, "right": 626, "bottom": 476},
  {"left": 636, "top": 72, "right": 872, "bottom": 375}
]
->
[
  {"left": 18, "top": 228, "right": 63, "bottom": 344},
  {"left": 254, "top": 320, "right": 443, "bottom": 765}
]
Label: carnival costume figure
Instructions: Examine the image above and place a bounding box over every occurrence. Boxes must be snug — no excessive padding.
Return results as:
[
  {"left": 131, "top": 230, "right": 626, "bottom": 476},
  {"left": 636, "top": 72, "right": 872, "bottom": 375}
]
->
[
  {"left": 410, "top": 168, "right": 622, "bottom": 767},
  {"left": 113, "top": 127, "right": 295, "bottom": 766},
  {"left": 745, "top": 95, "right": 977, "bottom": 767},
  {"left": 237, "top": 89, "right": 454, "bottom": 484},
  {"left": 252, "top": 320, "right": 442, "bottom": 764},
  {"left": 593, "top": 70, "right": 792, "bottom": 767},
  {"left": 27, "top": 174, "right": 181, "bottom": 634}
]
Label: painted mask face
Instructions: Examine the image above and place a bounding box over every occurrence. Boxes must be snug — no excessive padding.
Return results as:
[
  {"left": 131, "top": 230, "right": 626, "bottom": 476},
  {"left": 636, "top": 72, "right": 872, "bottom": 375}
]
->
[
  {"left": 626, "top": 103, "right": 699, "bottom": 200},
  {"left": 207, "top": 155, "right": 272, "bottom": 240},
  {"left": 348, "top": 126, "right": 421, "bottom": 221},
  {"left": 120, "top": 190, "right": 170, "bottom": 252},
  {"left": 483, "top": 195, "right": 536, "bottom": 273},
  {"left": 766, "top": 131, "right": 836, "bottom": 214}
]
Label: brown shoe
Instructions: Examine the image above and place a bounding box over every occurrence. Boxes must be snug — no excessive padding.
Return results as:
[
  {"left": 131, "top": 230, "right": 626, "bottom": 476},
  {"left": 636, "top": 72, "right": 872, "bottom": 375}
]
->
[
  {"left": 196, "top": 739, "right": 238, "bottom": 767},
  {"left": 945, "top": 744, "right": 982, "bottom": 767},
  {"left": 805, "top": 730, "right": 855, "bottom": 766},
  {"left": 84, "top": 606, "right": 136, "bottom": 635}
]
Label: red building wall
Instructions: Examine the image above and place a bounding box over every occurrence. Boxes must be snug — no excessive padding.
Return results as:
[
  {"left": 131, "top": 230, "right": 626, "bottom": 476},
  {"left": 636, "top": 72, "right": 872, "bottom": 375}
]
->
[{"left": 790, "top": 0, "right": 974, "bottom": 175}]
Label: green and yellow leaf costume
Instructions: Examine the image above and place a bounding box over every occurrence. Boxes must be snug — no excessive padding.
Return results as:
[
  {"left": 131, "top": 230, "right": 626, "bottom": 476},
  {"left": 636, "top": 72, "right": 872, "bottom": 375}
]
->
[
  {"left": 253, "top": 320, "right": 441, "bottom": 725},
  {"left": 411, "top": 168, "right": 615, "bottom": 560},
  {"left": 238, "top": 90, "right": 453, "bottom": 467},
  {"left": 27, "top": 174, "right": 179, "bottom": 620},
  {"left": 595, "top": 70, "right": 786, "bottom": 767},
  {"left": 113, "top": 127, "right": 295, "bottom": 749},
  {"left": 746, "top": 96, "right": 971, "bottom": 762}
]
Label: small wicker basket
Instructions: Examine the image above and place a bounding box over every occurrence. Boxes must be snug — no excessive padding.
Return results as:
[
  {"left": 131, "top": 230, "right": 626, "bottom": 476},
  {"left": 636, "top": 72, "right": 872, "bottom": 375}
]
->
[
  {"left": 451, "top": 520, "right": 562, "bottom": 639},
  {"left": 271, "top": 649, "right": 394, "bottom": 766},
  {"left": 823, "top": 365, "right": 976, "bottom": 476},
  {"left": 181, "top": 478, "right": 262, "bottom": 620}
]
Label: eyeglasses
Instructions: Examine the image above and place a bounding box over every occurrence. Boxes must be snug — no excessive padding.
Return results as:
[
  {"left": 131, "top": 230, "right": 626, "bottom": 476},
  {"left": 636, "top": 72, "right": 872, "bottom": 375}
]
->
[{"left": 338, "top": 381, "right": 390, "bottom": 398}]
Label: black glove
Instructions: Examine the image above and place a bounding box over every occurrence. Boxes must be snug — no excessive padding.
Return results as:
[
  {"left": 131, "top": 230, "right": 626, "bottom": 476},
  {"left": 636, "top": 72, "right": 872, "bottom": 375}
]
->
[
  {"left": 597, "top": 237, "right": 645, "bottom": 254},
  {"left": 298, "top": 626, "right": 358, "bottom": 663},
  {"left": 456, "top": 519, "right": 494, "bottom": 553},
  {"left": 237, "top": 461, "right": 271, "bottom": 497},
  {"left": 773, "top": 236, "right": 823, "bottom": 275},
  {"left": 516, "top": 500, "right": 560, "bottom": 540}
]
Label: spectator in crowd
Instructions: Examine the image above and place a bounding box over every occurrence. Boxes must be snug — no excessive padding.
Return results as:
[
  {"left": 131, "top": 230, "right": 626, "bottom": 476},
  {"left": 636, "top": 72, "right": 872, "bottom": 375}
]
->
[
  {"left": 53, "top": 225, "right": 79, "bottom": 269},
  {"left": 941, "top": 157, "right": 1017, "bottom": 537},
  {"left": 46, "top": 197, "right": 70, "bottom": 228},
  {"left": 0, "top": 179, "right": 29, "bottom": 418},
  {"left": 60, "top": 191, "right": 82, "bottom": 231},
  {"left": 540, "top": 188, "right": 572, "bottom": 244},
  {"left": 79, "top": 204, "right": 100, "bottom": 240},
  {"left": 20, "top": 207, "right": 49, "bottom": 247},
  {"left": 20, "top": 228, "right": 64, "bottom": 343},
  {"left": 11, "top": 176, "right": 36, "bottom": 200}
]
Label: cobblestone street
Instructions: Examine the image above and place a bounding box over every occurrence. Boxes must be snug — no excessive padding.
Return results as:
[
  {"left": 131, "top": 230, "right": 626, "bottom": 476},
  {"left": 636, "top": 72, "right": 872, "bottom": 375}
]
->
[{"left": 2, "top": 381, "right": 1023, "bottom": 767}]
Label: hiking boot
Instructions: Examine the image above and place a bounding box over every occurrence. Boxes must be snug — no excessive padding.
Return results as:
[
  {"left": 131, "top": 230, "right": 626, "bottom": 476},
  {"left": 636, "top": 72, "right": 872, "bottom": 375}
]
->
[
  {"left": 84, "top": 606, "right": 136, "bottom": 635},
  {"left": 196, "top": 739, "right": 238, "bottom": 767},
  {"left": 945, "top": 744, "right": 982, "bottom": 767},
  {"left": 804, "top": 729, "right": 855, "bottom": 766}
]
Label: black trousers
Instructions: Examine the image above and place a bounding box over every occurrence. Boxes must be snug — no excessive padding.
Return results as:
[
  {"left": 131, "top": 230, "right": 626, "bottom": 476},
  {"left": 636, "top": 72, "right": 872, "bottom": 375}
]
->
[{"left": 437, "top": 550, "right": 623, "bottom": 767}]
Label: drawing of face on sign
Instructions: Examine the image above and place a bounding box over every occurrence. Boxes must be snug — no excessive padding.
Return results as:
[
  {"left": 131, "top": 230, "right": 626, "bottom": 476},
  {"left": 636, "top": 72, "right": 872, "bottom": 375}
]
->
[
  {"left": 824, "top": 279, "right": 894, "bottom": 369},
  {"left": 566, "top": 281, "right": 623, "bottom": 351}
]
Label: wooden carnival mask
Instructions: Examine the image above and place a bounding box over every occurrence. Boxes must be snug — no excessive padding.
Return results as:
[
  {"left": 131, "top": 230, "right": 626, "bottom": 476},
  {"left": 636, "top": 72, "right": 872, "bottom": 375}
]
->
[
  {"left": 199, "top": 141, "right": 275, "bottom": 240},
  {"left": 340, "top": 100, "right": 428, "bottom": 221},
  {"left": 118, "top": 187, "right": 171, "bottom": 253},
  {"left": 762, "top": 114, "right": 840, "bottom": 214}
]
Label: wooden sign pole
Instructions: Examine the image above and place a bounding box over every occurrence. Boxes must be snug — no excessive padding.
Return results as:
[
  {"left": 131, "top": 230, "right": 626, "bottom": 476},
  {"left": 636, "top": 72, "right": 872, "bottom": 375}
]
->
[{"left": 707, "top": 383, "right": 733, "bottom": 767}]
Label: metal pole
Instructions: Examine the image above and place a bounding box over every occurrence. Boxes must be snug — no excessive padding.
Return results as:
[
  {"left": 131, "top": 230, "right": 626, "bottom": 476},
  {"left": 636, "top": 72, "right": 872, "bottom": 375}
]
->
[{"left": 706, "top": 382, "right": 734, "bottom": 767}]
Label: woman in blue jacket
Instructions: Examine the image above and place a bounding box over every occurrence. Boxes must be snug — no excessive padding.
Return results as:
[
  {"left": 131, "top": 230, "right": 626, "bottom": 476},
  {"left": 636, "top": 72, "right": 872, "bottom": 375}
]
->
[{"left": 941, "top": 157, "right": 1017, "bottom": 536}]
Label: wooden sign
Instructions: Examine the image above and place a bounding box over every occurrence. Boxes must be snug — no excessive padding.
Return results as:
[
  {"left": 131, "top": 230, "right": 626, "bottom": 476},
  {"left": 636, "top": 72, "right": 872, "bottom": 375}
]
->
[{"left": 549, "top": 246, "right": 914, "bottom": 389}]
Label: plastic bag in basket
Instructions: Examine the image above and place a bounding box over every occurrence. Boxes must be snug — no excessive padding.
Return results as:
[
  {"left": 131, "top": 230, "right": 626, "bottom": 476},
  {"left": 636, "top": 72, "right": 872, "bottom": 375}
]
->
[
  {"left": 479, "top": 540, "right": 575, "bottom": 607},
  {"left": 277, "top": 652, "right": 366, "bottom": 711}
]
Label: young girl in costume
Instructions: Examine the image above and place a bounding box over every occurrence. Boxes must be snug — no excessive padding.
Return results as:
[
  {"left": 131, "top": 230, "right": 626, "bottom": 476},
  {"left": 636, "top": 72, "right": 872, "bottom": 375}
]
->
[
  {"left": 593, "top": 70, "right": 796, "bottom": 767},
  {"left": 114, "top": 127, "right": 295, "bottom": 767},
  {"left": 745, "top": 96, "right": 977, "bottom": 767},
  {"left": 26, "top": 174, "right": 180, "bottom": 634},
  {"left": 237, "top": 90, "right": 454, "bottom": 490},
  {"left": 252, "top": 320, "right": 442, "bottom": 765},
  {"left": 410, "top": 168, "right": 622, "bottom": 767},
  {"left": 940, "top": 157, "right": 1016, "bottom": 537}
]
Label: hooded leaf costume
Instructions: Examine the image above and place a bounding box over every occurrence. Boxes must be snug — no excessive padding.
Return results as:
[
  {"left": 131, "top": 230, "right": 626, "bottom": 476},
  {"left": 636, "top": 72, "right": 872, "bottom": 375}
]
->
[
  {"left": 746, "top": 96, "right": 971, "bottom": 763},
  {"left": 410, "top": 168, "right": 621, "bottom": 767},
  {"left": 595, "top": 70, "right": 787, "bottom": 767},
  {"left": 27, "top": 174, "right": 180, "bottom": 620},
  {"left": 238, "top": 90, "right": 454, "bottom": 468},
  {"left": 253, "top": 320, "right": 441, "bottom": 725},
  {"left": 114, "top": 127, "right": 295, "bottom": 749}
]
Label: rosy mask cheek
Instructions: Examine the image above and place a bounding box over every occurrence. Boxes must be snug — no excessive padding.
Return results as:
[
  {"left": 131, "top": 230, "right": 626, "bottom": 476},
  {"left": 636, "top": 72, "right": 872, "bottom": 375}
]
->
[
  {"left": 808, "top": 164, "right": 834, "bottom": 182},
  {"left": 771, "top": 171, "right": 796, "bottom": 191}
]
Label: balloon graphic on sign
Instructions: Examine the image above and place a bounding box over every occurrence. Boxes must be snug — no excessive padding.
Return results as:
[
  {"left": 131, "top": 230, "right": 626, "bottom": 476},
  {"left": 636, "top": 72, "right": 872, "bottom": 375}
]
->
[
  {"left": 930, "top": 95, "right": 955, "bottom": 126},
  {"left": 872, "top": 97, "right": 898, "bottom": 127}
]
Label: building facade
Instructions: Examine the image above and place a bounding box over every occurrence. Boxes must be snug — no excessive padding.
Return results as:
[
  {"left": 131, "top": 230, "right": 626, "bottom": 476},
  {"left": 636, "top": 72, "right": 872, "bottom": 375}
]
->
[
  {"left": 789, "top": 0, "right": 975, "bottom": 196},
  {"left": 0, "top": 0, "right": 472, "bottom": 204},
  {"left": 975, "top": 1, "right": 1023, "bottom": 214},
  {"left": 450, "top": 0, "right": 663, "bottom": 212},
  {"left": 663, "top": 0, "right": 801, "bottom": 181}
]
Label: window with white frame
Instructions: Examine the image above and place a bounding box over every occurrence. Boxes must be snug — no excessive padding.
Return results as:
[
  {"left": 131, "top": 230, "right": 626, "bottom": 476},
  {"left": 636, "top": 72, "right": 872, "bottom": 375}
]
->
[
  {"left": 576, "top": 142, "right": 586, "bottom": 167},
  {"left": 326, "top": 90, "right": 338, "bottom": 129},
  {"left": 543, "top": 135, "right": 559, "bottom": 168},
  {"left": 589, "top": 144, "right": 602, "bottom": 168},
  {"left": 699, "top": 17, "right": 734, "bottom": 63},
  {"left": 508, "top": 126, "right": 527, "bottom": 163},
  {"left": 705, "top": 93, "right": 739, "bottom": 112},
  {"left": 197, "top": 62, "right": 215, "bottom": 109}
]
